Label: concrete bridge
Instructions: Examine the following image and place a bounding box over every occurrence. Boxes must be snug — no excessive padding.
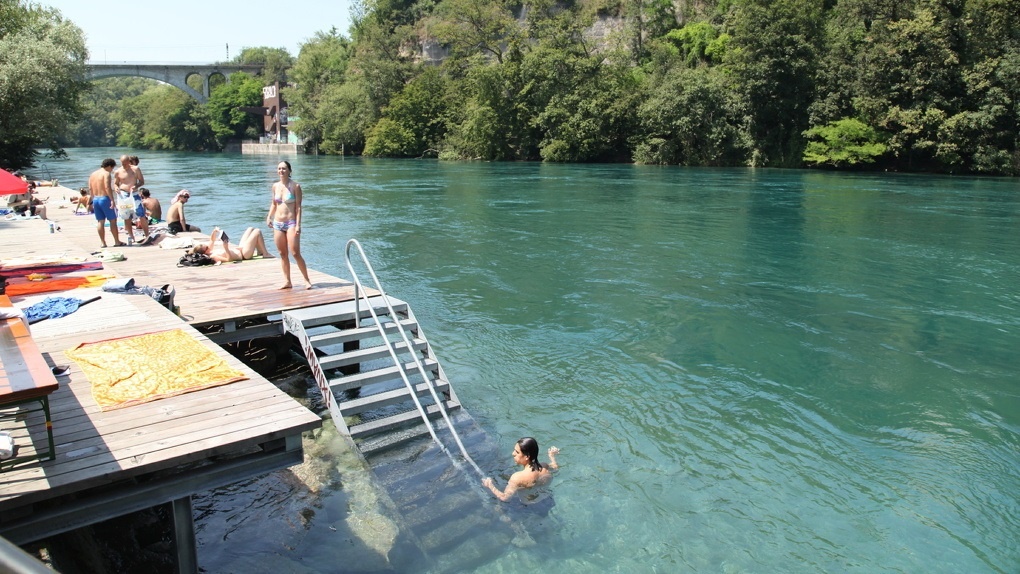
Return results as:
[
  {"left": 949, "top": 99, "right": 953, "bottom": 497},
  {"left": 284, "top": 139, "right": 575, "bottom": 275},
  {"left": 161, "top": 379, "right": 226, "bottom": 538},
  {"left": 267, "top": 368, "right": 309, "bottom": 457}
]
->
[{"left": 86, "top": 63, "right": 263, "bottom": 104}]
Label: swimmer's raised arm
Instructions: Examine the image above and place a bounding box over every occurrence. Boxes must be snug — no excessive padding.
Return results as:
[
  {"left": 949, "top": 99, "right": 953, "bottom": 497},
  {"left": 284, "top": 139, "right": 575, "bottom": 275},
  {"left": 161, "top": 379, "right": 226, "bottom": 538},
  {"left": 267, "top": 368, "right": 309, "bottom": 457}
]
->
[{"left": 547, "top": 446, "right": 560, "bottom": 470}]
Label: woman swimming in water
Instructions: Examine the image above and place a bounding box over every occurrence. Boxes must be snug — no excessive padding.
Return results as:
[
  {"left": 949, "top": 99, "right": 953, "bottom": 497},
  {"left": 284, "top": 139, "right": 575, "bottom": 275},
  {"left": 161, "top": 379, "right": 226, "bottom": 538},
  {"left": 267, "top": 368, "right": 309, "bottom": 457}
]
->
[
  {"left": 483, "top": 437, "right": 560, "bottom": 502},
  {"left": 266, "top": 160, "right": 311, "bottom": 289}
]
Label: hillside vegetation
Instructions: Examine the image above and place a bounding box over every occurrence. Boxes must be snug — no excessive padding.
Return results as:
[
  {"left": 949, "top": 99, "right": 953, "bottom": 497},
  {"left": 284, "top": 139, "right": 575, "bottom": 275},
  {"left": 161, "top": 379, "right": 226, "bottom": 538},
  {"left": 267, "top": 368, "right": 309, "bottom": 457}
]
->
[{"left": 69, "top": 0, "right": 1020, "bottom": 174}]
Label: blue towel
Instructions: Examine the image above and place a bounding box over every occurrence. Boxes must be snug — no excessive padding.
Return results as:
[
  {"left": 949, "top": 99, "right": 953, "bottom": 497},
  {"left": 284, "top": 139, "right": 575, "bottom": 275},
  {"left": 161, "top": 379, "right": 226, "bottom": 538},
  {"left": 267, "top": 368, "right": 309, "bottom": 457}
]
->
[{"left": 22, "top": 297, "right": 83, "bottom": 323}]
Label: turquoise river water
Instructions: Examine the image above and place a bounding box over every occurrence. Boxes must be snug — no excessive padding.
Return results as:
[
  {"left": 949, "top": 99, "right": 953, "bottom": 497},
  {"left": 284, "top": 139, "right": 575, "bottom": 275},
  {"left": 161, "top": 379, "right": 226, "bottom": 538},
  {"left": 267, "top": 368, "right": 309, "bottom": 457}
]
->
[{"left": 39, "top": 149, "right": 1019, "bottom": 573}]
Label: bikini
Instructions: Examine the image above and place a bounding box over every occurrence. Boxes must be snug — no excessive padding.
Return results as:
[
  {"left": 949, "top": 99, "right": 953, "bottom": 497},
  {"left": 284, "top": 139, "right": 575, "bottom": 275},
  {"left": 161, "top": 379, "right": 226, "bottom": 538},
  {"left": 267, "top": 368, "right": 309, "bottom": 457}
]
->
[
  {"left": 272, "top": 180, "right": 297, "bottom": 231},
  {"left": 273, "top": 180, "right": 296, "bottom": 205}
]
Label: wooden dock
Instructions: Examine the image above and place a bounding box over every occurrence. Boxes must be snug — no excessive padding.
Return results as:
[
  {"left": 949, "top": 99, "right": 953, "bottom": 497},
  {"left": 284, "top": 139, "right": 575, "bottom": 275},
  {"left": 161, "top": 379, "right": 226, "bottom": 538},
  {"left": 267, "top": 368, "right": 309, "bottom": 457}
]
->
[{"left": 0, "top": 201, "right": 372, "bottom": 558}]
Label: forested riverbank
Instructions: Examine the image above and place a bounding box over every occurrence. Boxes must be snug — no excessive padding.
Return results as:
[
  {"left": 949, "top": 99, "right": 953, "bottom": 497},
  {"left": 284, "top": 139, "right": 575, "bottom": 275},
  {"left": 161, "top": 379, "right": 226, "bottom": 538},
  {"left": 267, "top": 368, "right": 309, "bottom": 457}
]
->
[{"left": 3, "top": 0, "right": 1019, "bottom": 174}]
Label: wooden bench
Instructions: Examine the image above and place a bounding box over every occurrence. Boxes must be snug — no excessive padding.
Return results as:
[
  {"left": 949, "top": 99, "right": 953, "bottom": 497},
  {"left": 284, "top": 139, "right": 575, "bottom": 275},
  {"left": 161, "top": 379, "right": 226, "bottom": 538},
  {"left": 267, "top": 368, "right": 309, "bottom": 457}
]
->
[{"left": 0, "top": 294, "right": 58, "bottom": 470}]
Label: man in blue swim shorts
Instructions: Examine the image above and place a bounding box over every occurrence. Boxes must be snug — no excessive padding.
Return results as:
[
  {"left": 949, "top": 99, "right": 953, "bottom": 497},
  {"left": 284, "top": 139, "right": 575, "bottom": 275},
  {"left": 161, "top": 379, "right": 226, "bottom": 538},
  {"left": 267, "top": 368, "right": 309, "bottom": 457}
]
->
[{"left": 88, "top": 158, "right": 123, "bottom": 248}]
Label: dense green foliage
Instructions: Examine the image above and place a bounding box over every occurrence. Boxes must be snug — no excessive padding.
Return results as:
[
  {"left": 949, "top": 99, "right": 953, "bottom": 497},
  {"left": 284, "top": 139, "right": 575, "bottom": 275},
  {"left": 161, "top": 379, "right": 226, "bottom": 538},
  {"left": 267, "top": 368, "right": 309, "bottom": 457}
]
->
[
  {"left": 0, "top": 0, "right": 89, "bottom": 170},
  {"left": 68, "top": 67, "right": 280, "bottom": 153},
  {"left": 205, "top": 72, "right": 267, "bottom": 148},
  {"left": 48, "top": 0, "right": 1020, "bottom": 174},
  {"left": 282, "top": 0, "right": 1016, "bottom": 173}
]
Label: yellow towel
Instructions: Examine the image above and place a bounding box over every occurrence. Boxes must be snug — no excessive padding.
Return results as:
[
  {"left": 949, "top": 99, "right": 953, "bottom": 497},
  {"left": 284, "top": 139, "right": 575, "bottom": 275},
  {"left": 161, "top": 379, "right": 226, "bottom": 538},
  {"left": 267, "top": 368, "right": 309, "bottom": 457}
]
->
[{"left": 66, "top": 329, "right": 247, "bottom": 411}]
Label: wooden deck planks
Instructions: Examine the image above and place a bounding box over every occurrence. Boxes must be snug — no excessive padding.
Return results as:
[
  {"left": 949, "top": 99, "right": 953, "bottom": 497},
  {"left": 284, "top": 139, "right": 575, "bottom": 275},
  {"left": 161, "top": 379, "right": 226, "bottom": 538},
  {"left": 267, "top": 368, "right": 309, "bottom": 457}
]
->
[{"left": 0, "top": 201, "right": 341, "bottom": 527}]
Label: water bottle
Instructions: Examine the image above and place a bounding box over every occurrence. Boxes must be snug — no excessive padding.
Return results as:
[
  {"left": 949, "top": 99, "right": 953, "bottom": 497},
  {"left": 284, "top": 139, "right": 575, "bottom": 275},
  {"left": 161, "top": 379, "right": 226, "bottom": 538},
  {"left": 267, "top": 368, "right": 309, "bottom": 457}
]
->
[{"left": 48, "top": 221, "right": 55, "bottom": 233}]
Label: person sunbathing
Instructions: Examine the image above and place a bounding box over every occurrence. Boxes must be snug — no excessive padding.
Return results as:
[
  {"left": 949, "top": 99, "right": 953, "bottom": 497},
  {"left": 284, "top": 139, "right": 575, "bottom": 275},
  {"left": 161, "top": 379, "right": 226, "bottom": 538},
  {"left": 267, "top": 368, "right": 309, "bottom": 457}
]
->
[{"left": 192, "top": 227, "right": 274, "bottom": 263}]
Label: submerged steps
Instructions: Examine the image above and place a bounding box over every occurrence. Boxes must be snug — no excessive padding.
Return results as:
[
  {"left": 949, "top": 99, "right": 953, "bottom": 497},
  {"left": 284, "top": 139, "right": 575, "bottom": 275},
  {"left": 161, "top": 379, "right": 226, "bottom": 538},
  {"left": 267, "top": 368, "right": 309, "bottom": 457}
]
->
[{"left": 283, "top": 294, "right": 540, "bottom": 570}]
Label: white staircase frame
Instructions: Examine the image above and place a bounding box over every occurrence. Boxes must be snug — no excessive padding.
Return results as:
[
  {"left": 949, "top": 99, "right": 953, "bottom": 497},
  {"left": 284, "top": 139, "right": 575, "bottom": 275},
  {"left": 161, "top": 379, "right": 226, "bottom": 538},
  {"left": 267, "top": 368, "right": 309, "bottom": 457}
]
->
[{"left": 344, "top": 239, "right": 484, "bottom": 478}]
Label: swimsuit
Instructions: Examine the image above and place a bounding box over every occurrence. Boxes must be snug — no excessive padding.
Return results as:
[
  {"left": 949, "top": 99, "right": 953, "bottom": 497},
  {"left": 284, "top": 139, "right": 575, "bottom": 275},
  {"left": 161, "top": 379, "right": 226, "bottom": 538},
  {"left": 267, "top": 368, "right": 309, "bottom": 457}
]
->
[
  {"left": 273, "top": 180, "right": 296, "bottom": 204},
  {"left": 92, "top": 195, "right": 117, "bottom": 221},
  {"left": 272, "top": 220, "right": 297, "bottom": 232},
  {"left": 168, "top": 221, "right": 195, "bottom": 234}
]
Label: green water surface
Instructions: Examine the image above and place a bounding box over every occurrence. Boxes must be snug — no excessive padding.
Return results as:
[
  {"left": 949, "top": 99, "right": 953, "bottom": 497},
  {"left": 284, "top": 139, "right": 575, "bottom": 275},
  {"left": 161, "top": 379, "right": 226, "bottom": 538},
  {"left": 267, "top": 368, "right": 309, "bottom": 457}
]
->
[{"left": 43, "top": 151, "right": 1020, "bottom": 572}]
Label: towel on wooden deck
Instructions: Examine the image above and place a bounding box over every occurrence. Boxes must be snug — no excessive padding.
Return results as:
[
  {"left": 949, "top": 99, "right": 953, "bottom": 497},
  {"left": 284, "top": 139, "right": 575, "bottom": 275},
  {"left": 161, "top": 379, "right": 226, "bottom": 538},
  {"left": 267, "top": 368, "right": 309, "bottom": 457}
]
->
[
  {"left": 65, "top": 329, "right": 248, "bottom": 411},
  {"left": 4, "top": 274, "right": 113, "bottom": 296},
  {"left": 158, "top": 237, "right": 194, "bottom": 250},
  {"left": 0, "top": 259, "right": 104, "bottom": 277}
]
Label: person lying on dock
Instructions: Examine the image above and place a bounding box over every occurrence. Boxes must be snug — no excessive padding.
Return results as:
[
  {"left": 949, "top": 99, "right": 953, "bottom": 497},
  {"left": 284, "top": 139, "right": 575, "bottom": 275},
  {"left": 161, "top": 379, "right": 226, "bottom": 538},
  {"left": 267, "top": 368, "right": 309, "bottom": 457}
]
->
[
  {"left": 191, "top": 227, "right": 274, "bottom": 263},
  {"left": 483, "top": 437, "right": 560, "bottom": 502},
  {"left": 15, "top": 171, "right": 57, "bottom": 187}
]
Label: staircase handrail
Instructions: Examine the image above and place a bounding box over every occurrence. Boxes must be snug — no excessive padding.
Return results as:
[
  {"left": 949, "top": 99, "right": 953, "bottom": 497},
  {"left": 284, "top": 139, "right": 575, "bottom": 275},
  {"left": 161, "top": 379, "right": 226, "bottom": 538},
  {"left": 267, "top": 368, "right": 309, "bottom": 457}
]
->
[{"left": 344, "top": 239, "right": 484, "bottom": 478}]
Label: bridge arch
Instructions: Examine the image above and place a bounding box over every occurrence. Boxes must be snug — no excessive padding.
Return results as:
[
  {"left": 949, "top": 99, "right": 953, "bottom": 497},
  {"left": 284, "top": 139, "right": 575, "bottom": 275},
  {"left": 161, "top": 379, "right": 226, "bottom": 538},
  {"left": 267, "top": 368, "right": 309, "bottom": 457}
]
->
[{"left": 86, "top": 64, "right": 263, "bottom": 104}]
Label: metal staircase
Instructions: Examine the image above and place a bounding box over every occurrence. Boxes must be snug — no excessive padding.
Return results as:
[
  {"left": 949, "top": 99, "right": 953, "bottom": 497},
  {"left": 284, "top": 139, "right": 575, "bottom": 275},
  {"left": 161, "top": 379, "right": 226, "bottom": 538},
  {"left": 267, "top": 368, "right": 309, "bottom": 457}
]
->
[
  {"left": 281, "top": 239, "right": 551, "bottom": 570},
  {"left": 282, "top": 294, "right": 461, "bottom": 453}
]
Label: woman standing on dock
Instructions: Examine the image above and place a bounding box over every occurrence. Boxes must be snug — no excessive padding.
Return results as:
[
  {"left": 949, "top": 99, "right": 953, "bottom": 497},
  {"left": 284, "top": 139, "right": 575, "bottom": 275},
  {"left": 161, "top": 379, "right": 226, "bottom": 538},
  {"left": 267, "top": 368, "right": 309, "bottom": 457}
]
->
[{"left": 266, "top": 161, "right": 311, "bottom": 289}]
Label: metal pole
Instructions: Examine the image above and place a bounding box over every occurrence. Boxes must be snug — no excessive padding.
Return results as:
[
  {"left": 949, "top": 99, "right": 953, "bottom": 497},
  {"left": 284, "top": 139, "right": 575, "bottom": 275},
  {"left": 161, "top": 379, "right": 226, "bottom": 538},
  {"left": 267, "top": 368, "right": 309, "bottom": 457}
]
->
[{"left": 172, "top": 497, "right": 198, "bottom": 574}]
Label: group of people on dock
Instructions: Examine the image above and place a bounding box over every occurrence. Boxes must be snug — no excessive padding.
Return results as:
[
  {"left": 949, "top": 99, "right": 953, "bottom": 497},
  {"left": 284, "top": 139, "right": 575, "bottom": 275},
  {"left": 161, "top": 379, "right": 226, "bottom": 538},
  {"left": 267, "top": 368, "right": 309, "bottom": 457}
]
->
[
  {"left": 87, "top": 156, "right": 157, "bottom": 247},
  {"left": 5, "top": 172, "right": 55, "bottom": 219},
  {"left": 85, "top": 157, "right": 311, "bottom": 289}
]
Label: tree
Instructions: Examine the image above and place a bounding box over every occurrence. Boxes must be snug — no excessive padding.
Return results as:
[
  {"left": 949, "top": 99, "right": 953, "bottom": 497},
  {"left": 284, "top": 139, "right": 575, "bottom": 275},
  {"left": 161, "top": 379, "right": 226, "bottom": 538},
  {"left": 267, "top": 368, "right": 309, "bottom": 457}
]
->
[
  {"left": 663, "top": 22, "right": 728, "bottom": 67},
  {"left": 63, "top": 77, "right": 155, "bottom": 147},
  {"left": 430, "top": 0, "right": 521, "bottom": 64},
  {"left": 0, "top": 0, "right": 89, "bottom": 170},
  {"left": 206, "top": 72, "right": 265, "bottom": 148},
  {"left": 802, "top": 118, "right": 887, "bottom": 167},
  {"left": 231, "top": 46, "right": 294, "bottom": 85},
  {"left": 729, "top": 0, "right": 824, "bottom": 167},
  {"left": 316, "top": 82, "right": 374, "bottom": 155},
  {"left": 857, "top": 4, "right": 967, "bottom": 170},
  {"left": 286, "top": 28, "right": 355, "bottom": 151},
  {"left": 634, "top": 65, "right": 748, "bottom": 165},
  {"left": 537, "top": 58, "right": 642, "bottom": 162},
  {"left": 364, "top": 67, "right": 452, "bottom": 157},
  {"left": 116, "top": 85, "right": 216, "bottom": 151}
]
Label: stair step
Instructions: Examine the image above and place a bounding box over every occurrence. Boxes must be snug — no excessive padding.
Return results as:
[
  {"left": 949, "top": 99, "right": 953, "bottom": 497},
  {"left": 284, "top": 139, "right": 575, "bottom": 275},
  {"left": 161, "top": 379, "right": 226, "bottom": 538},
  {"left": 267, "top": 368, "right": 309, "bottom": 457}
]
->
[
  {"left": 329, "top": 359, "right": 438, "bottom": 394},
  {"left": 414, "top": 509, "right": 499, "bottom": 554},
  {"left": 358, "top": 426, "right": 435, "bottom": 456},
  {"left": 284, "top": 297, "right": 407, "bottom": 329},
  {"left": 308, "top": 318, "right": 419, "bottom": 348},
  {"left": 319, "top": 338, "right": 427, "bottom": 371},
  {"left": 350, "top": 401, "right": 461, "bottom": 439},
  {"left": 341, "top": 380, "right": 451, "bottom": 415},
  {"left": 406, "top": 492, "right": 478, "bottom": 531}
]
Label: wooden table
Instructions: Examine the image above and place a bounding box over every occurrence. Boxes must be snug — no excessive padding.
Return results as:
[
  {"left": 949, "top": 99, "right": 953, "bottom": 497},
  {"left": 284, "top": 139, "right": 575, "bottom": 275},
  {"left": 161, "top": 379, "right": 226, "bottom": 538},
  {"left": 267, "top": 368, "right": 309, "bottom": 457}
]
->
[{"left": 0, "top": 294, "right": 58, "bottom": 470}]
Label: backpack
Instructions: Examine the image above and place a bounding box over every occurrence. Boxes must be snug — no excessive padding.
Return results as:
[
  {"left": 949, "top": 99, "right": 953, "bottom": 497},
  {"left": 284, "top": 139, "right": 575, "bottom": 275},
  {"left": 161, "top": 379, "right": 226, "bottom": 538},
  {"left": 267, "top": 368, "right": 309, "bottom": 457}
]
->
[{"left": 177, "top": 252, "right": 214, "bottom": 267}]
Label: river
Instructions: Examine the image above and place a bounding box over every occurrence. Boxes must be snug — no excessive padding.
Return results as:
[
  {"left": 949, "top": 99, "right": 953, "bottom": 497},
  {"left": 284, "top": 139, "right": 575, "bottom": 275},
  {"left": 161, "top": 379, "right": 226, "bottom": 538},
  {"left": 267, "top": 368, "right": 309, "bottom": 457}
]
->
[{"left": 38, "top": 149, "right": 1020, "bottom": 573}]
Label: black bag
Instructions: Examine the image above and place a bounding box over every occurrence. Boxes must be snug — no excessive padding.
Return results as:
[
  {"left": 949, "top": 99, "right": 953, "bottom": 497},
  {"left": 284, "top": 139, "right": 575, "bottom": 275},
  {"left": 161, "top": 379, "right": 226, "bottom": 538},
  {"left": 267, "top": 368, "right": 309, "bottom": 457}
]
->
[{"left": 177, "top": 252, "right": 214, "bottom": 267}]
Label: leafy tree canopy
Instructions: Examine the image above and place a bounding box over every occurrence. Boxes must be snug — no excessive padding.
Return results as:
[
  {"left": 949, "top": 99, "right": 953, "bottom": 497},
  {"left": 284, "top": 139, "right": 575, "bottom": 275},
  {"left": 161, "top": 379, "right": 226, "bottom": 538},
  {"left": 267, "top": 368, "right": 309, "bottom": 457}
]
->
[
  {"left": 0, "top": 0, "right": 89, "bottom": 170},
  {"left": 206, "top": 72, "right": 266, "bottom": 147},
  {"left": 803, "top": 118, "right": 888, "bottom": 167},
  {"left": 231, "top": 46, "right": 294, "bottom": 85}
]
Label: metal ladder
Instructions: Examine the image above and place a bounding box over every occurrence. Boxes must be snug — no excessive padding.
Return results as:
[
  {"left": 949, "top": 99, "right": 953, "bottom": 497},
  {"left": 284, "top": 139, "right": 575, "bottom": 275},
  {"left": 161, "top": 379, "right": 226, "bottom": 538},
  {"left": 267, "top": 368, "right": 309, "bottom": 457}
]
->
[{"left": 282, "top": 240, "right": 483, "bottom": 476}]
